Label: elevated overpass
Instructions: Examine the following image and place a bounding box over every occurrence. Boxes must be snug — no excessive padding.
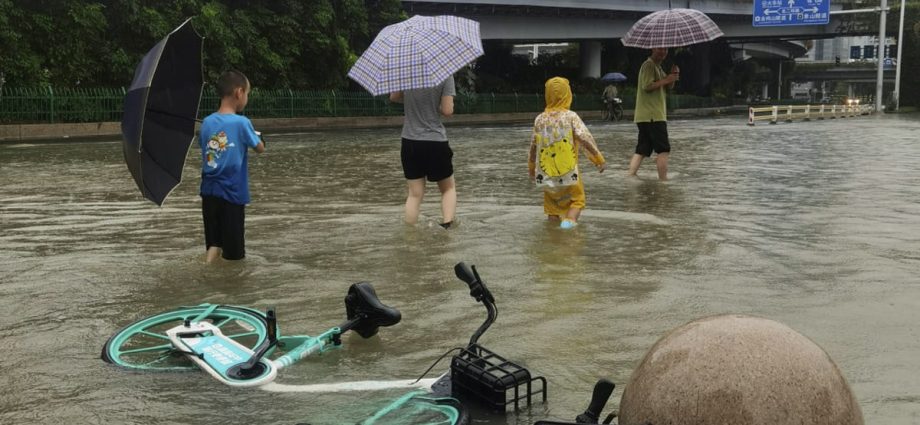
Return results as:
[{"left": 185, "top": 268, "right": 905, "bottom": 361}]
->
[
  {"left": 402, "top": 0, "right": 850, "bottom": 41},
  {"left": 792, "top": 66, "right": 895, "bottom": 83},
  {"left": 401, "top": 0, "right": 861, "bottom": 88}
]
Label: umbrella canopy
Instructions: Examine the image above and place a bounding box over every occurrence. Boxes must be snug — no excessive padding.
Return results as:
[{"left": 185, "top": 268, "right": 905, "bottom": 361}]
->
[
  {"left": 600, "top": 72, "right": 628, "bottom": 83},
  {"left": 348, "top": 15, "right": 483, "bottom": 96},
  {"left": 122, "top": 19, "right": 203, "bottom": 206},
  {"left": 621, "top": 8, "right": 723, "bottom": 49}
]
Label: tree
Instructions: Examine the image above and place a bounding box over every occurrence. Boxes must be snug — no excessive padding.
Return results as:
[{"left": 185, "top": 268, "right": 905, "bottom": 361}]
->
[
  {"left": 0, "top": 0, "right": 405, "bottom": 89},
  {"left": 1, "top": 0, "right": 110, "bottom": 86}
]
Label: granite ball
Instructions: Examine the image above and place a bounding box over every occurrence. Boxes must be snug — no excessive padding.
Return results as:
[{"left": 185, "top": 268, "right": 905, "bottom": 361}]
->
[{"left": 618, "top": 314, "right": 862, "bottom": 425}]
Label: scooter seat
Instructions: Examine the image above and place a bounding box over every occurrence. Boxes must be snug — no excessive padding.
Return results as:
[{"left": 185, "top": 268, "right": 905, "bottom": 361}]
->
[{"left": 345, "top": 282, "right": 402, "bottom": 338}]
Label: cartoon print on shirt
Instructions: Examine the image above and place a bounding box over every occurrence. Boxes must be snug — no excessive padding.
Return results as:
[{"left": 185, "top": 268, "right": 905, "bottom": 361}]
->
[
  {"left": 535, "top": 126, "right": 579, "bottom": 187},
  {"left": 205, "top": 131, "right": 235, "bottom": 168}
]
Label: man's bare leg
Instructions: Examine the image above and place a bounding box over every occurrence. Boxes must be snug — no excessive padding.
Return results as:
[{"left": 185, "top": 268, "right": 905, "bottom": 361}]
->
[
  {"left": 404, "top": 178, "right": 426, "bottom": 224},
  {"left": 206, "top": 246, "right": 221, "bottom": 264},
  {"left": 627, "top": 153, "right": 645, "bottom": 176},
  {"left": 656, "top": 152, "right": 669, "bottom": 181},
  {"left": 436, "top": 176, "right": 456, "bottom": 225}
]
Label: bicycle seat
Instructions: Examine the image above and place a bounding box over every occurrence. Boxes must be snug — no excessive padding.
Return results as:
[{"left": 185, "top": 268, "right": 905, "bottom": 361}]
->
[{"left": 345, "top": 282, "right": 402, "bottom": 338}]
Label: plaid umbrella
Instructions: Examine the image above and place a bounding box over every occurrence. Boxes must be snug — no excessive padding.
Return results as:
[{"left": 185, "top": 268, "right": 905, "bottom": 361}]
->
[
  {"left": 348, "top": 15, "right": 483, "bottom": 96},
  {"left": 621, "top": 8, "right": 723, "bottom": 49}
]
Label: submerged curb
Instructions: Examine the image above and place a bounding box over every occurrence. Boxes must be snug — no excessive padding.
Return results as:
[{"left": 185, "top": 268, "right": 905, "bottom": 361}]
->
[{"left": 0, "top": 107, "right": 747, "bottom": 143}]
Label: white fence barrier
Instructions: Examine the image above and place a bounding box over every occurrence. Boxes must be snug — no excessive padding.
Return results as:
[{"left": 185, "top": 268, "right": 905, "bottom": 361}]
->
[{"left": 748, "top": 104, "right": 874, "bottom": 125}]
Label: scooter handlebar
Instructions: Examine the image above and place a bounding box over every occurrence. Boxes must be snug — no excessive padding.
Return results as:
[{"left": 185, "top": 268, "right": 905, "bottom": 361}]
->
[
  {"left": 575, "top": 379, "right": 615, "bottom": 423},
  {"left": 454, "top": 262, "right": 494, "bottom": 304}
]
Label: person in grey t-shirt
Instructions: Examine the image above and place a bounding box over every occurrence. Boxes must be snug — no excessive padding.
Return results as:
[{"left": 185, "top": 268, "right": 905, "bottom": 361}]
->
[{"left": 389, "top": 76, "right": 457, "bottom": 228}]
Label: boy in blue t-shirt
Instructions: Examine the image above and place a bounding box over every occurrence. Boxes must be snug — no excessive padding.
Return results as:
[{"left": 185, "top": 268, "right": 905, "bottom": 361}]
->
[{"left": 199, "top": 70, "right": 266, "bottom": 262}]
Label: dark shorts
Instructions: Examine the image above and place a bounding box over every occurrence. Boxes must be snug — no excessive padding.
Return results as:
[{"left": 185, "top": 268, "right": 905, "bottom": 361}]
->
[
  {"left": 202, "top": 195, "right": 245, "bottom": 260},
  {"left": 635, "top": 121, "right": 671, "bottom": 157},
  {"left": 400, "top": 138, "right": 454, "bottom": 182}
]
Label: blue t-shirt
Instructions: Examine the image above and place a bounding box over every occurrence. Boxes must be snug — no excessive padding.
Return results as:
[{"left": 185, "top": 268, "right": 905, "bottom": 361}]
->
[{"left": 199, "top": 113, "right": 261, "bottom": 205}]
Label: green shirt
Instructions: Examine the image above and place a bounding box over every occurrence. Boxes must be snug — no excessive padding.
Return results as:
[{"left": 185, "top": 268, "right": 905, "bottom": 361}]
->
[{"left": 634, "top": 58, "right": 667, "bottom": 123}]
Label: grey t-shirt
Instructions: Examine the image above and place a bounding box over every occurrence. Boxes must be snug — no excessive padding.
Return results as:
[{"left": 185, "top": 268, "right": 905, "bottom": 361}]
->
[{"left": 401, "top": 76, "right": 456, "bottom": 142}]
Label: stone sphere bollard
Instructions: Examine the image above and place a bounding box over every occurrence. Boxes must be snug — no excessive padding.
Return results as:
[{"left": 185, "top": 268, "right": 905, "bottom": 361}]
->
[{"left": 618, "top": 314, "right": 863, "bottom": 425}]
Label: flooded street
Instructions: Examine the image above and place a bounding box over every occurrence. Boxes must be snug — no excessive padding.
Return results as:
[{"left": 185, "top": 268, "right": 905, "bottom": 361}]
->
[{"left": 2, "top": 114, "right": 919, "bottom": 424}]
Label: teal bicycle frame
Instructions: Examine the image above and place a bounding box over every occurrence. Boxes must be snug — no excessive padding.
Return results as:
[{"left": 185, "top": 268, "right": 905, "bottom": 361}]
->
[{"left": 104, "top": 282, "right": 401, "bottom": 387}]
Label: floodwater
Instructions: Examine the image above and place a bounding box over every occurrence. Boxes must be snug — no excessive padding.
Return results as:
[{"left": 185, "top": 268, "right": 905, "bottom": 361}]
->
[{"left": 1, "top": 114, "right": 919, "bottom": 425}]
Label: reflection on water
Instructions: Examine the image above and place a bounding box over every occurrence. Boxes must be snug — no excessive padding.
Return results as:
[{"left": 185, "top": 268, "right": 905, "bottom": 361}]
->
[{"left": 2, "top": 115, "right": 920, "bottom": 424}]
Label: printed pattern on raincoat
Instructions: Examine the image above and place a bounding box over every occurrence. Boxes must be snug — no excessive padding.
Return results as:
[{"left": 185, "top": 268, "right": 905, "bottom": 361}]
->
[{"left": 528, "top": 110, "right": 605, "bottom": 188}]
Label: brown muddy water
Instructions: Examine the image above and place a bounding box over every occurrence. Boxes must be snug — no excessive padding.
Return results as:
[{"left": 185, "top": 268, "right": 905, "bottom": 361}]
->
[{"left": 1, "top": 115, "right": 919, "bottom": 424}]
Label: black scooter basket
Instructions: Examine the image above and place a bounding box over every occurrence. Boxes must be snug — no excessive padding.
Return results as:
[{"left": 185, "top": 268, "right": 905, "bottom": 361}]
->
[{"left": 451, "top": 343, "right": 547, "bottom": 411}]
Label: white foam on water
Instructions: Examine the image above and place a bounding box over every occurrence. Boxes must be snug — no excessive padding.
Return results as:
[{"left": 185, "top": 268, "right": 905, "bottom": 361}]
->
[
  {"left": 462, "top": 204, "right": 667, "bottom": 225},
  {"left": 580, "top": 209, "right": 668, "bottom": 225},
  {"left": 260, "top": 377, "right": 439, "bottom": 393}
]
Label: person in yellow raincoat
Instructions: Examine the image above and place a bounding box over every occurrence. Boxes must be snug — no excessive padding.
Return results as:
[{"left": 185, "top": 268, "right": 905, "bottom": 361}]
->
[{"left": 528, "top": 77, "right": 606, "bottom": 229}]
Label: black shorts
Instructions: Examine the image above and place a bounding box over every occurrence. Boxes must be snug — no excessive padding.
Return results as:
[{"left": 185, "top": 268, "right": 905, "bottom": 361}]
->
[
  {"left": 401, "top": 138, "right": 454, "bottom": 182},
  {"left": 635, "top": 121, "right": 671, "bottom": 157},
  {"left": 201, "top": 195, "right": 246, "bottom": 260}
]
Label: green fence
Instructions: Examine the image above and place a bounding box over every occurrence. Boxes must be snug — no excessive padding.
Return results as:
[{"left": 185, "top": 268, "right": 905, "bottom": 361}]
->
[
  {"left": 0, "top": 87, "right": 732, "bottom": 124},
  {"left": 0, "top": 87, "right": 126, "bottom": 123}
]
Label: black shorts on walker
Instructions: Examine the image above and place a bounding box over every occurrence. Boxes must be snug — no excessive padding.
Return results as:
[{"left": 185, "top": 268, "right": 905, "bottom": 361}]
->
[
  {"left": 202, "top": 195, "right": 245, "bottom": 260},
  {"left": 635, "top": 121, "right": 670, "bottom": 157},
  {"left": 400, "top": 138, "right": 454, "bottom": 182}
]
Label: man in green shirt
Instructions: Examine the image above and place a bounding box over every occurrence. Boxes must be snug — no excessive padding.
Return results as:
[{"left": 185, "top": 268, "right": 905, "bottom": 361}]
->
[{"left": 628, "top": 48, "right": 679, "bottom": 180}]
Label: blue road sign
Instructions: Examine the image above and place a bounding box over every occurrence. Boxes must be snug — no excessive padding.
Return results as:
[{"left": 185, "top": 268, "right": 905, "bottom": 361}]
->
[{"left": 753, "top": 0, "right": 830, "bottom": 27}]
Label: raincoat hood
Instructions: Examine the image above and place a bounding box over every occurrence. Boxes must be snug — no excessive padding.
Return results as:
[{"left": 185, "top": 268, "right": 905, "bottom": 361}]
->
[{"left": 544, "top": 77, "right": 572, "bottom": 112}]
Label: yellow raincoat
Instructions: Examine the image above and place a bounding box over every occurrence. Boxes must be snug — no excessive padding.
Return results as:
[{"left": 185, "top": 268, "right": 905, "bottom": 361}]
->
[{"left": 528, "top": 77, "right": 605, "bottom": 217}]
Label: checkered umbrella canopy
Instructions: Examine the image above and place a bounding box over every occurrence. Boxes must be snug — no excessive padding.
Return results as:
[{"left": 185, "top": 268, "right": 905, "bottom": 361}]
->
[
  {"left": 348, "top": 15, "right": 483, "bottom": 96},
  {"left": 621, "top": 8, "right": 723, "bottom": 49}
]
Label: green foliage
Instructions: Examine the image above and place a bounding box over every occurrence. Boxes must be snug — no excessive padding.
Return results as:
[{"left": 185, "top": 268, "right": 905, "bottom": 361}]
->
[{"left": 0, "top": 0, "right": 404, "bottom": 89}]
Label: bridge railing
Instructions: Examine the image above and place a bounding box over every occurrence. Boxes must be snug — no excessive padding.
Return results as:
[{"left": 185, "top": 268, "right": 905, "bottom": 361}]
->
[{"left": 747, "top": 104, "right": 874, "bottom": 125}]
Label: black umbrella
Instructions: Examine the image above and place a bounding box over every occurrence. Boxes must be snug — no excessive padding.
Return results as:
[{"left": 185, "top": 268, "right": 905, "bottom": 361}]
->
[{"left": 122, "top": 19, "right": 203, "bottom": 206}]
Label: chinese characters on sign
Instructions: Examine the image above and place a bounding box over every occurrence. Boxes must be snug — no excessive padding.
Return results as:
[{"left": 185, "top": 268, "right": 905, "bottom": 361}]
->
[{"left": 753, "top": 0, "right": 830, "bottom": 27}]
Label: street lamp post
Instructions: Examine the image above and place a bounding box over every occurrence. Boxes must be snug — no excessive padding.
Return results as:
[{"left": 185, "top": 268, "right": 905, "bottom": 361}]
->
[
  {"left": 875, "top": 0, "right": 887, "bottom": 113},
  {"left": 894, "top": 0, "right": 906, "bottom": 111},
  {"left": 830, "top": 3, "right": 890, "bottom": 112}
]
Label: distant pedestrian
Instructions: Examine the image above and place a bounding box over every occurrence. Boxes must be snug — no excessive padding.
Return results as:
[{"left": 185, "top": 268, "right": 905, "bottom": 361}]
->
[
  {"left": 628, "top": 48, "right": 679, "bottom": 180},
  {"left": 529, "top": 77, "right": 606, "bottom": 229},
  {"left": 603, "top": 83, "right": 619, "bottom": 103},
  {"left": 603, "top": 83, "right": 620, "bottom": 121},
  {"left": 198, "top": 70, "right": 266, "bottom": 262},
  {"left": 389, "top": 75, "right": 457, "bottom": 228}
]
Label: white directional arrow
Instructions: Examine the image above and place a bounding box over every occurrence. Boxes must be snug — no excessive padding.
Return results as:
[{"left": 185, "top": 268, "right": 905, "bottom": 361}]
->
[
  {"left": 804, "top": 7, "right": 819, "bottom": 12},
  {"left": 764, "top": 9, "right": 779, "bottom": 14},
  {"left": 787, "top": 0, "right": 795, "bottom": 7}
]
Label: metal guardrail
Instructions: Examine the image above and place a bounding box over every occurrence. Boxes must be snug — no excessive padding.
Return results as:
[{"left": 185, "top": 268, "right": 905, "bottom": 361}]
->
[
  {"left": 0, "top": 87, "right": 733, "bottom": 124},
  {"left": 747, "top": 103, "right": 875, "bottom": 125}
]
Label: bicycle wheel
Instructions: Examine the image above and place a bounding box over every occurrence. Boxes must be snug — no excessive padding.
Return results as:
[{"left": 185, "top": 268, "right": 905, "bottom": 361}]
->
[
  {"left": 613, "top": 105, "right": 624, "bottom": 122},
  {"left": 601, "top": 106, "right": 610, "bottom": 121},
  {"left": 102, "top": 304, "right": 270, "bottom": 371}
]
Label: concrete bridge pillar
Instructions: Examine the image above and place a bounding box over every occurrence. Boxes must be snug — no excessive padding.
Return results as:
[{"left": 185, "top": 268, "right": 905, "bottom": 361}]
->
[
  {"left": 580, "top": 40, "right": 602, "bottom": 79},
  {"left": 689, "top": 43, "right": 712, "bottom": 96}
]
